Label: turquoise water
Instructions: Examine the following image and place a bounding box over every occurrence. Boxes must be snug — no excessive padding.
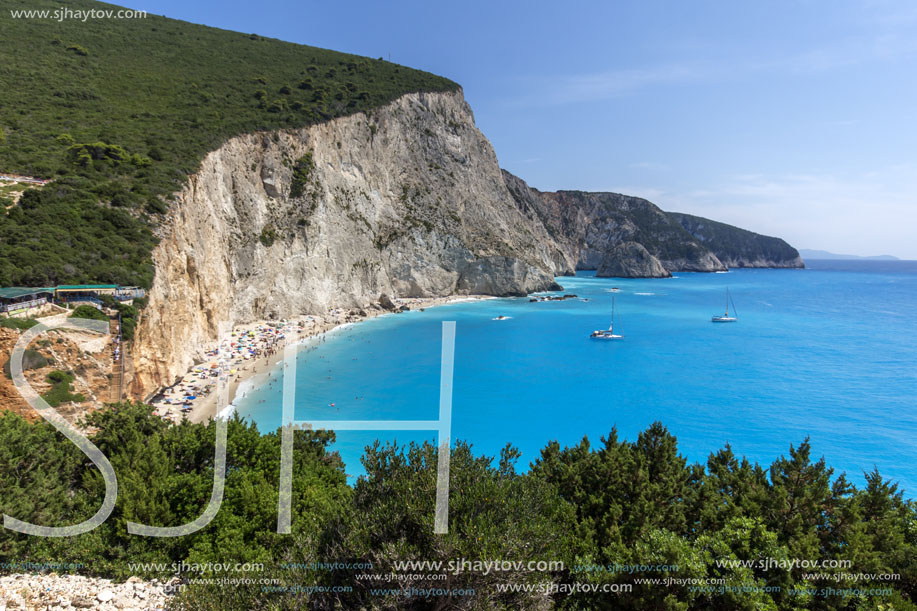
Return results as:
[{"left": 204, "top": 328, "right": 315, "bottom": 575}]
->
[{"left": 235, "top": 261, "right": 917, "bottom": 493}]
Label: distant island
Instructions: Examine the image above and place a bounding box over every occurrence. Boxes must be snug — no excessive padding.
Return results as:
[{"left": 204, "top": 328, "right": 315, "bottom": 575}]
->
[{"left": 799, "top": 249, "right": 900, "bottom": 261}]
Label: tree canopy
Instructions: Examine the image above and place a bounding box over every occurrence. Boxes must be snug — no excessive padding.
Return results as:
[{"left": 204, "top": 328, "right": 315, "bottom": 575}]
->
[{"left": 0, "top": 406, "right": 914, "bottom": 609}]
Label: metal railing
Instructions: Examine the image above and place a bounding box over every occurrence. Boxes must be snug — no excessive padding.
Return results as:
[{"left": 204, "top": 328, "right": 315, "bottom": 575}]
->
[{"left": 0, "top": 297, "right": 48, "bottom": 313}]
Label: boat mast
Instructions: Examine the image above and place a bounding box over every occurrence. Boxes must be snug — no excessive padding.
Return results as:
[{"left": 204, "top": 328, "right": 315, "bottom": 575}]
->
[
  {"left": 725, "top": 287, "right": 729, "bottom": 316},
  {"left": 610, "top": 296, "right": 615, "bottom": 332}
]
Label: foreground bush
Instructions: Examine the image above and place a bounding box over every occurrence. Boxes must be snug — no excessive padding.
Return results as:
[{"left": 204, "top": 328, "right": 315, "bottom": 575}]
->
[{"left": 1, "top": 405, "right": 915, "bottom": 609}]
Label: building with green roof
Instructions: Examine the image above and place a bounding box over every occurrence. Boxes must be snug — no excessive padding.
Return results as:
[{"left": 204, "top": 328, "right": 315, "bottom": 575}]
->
[
  {"left": 0, "top": 285, "right": 145, "bottom": 313},
  {"left": 0, "top": 287, "right": 54, "bottom": 313}
]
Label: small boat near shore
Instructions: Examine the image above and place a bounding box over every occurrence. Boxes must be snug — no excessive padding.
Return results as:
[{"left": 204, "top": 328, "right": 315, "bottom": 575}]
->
[{"left": 712, "top": 287, "right": 738, "bottom": 322}]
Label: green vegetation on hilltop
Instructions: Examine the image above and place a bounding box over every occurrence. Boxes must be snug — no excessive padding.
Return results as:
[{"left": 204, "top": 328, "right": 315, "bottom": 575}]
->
[
  {"left": 0, "top": 0, "right": 458, "bottom": 288},
  {"left": 1, "top": 405, "right": 915, "bottom": 609}
]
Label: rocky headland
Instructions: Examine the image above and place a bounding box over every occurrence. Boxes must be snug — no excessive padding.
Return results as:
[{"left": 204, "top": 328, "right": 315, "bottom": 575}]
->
[{"left": 130, "top": 89, "right": 802, "bottom": 399}]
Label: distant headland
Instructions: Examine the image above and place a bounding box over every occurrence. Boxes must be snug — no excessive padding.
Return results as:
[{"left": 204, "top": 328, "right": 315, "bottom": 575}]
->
[{"left": 799, "top": 249, "right": 900, "bottom": 261}]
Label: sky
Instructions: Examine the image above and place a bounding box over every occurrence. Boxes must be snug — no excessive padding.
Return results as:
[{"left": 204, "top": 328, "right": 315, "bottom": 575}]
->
[{"left": 123, "top": 0, "right": 917, "bottom": 258}]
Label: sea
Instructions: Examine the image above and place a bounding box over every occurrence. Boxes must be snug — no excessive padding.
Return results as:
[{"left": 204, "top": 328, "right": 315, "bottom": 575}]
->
[{"left": 234, "top": 260, "right": 917, "bottom": 493}]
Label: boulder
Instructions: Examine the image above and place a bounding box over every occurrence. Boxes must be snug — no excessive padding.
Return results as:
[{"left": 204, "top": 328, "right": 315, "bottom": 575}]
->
[
  {"left": 378, "top": 293, "right": 397, "bottom": 311},
  {"left": 260, "top": 161, "right": 281, "bottom": 198}
]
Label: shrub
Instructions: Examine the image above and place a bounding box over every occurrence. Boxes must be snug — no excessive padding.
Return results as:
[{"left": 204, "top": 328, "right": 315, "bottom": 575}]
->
[
  {"left": 259, "top": 225, "right": 277, "bottom": 247},
  {"left": 120, "top": 316, "right": 136, "bottom": 341},
  {"left": 98, "top": 294, "right": 118, "bottom": 308},
  {"left": 266, "top": 99, "right": 286, "bottom": 113},
  {"left": 97, "top": 297, "right": 139, "bottom": 339},
  {"left": 69, "top": 305, "right": 108, "bottom": 321},
  {"left": 66, "top": 141, "right": 129, "bottom": 166},
  {"left": 42, "top": 370, "right": 85, "bottom": 406},
  {"left": 289, "top": 152, "right": 314, "bottom": 198},
  {"left": 0, "top": 317, "right": 38, "bottom": 330},
  {"left": 145, "top": 198, "right": 168, "bottom": 214}
]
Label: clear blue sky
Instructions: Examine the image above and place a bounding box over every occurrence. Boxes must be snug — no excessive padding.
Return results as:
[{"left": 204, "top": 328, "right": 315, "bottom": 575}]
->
[{"left": 124, "top": 0, "right": 917, "bottom": 258}]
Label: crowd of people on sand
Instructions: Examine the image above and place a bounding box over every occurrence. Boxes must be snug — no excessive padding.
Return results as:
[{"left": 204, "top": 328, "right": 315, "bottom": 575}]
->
[
  {"left": 151, "top": 320, "right": 307, "bottom": 423},
  {"left": 147, "top": 300, "right": 444, "bottom": 424}
]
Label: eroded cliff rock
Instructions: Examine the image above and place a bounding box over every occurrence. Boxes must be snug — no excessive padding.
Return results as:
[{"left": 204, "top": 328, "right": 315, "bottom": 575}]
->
[
  {"left": 131, "top": 90, "right": 804, "bottom": 398},
  {"left": 667, "top": 212, "right": 804, "bottom": 269},
  {"left": 597, "top": 242, "right": 671, "bottom": 278},
  {"left": 502, "top": 172, "right": 727, "bottom": 275},
  {"left": 132, "top": 91, "right": 569, "bottom": 398},
  {"left": 502, "top": 170, "right": 804, "bottom": 276}
]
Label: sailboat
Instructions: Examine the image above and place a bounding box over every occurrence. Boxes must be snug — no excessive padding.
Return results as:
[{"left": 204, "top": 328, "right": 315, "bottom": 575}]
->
[
  {"left": 591, "top": 296, "right": 623, "bottom": 339},
  {"left": 712, "top": 287, "right": 738, "bottom": 322}
]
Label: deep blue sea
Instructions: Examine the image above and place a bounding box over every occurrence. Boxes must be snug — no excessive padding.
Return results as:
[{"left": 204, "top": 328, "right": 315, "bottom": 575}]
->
[{"left": 235, "top": 260, "right": 917, "bottom": 493}]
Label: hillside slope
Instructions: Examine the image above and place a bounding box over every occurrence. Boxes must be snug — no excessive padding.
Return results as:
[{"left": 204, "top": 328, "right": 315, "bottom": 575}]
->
[{"left": 0, "top": 0, "right": 457, "bottom": 287}]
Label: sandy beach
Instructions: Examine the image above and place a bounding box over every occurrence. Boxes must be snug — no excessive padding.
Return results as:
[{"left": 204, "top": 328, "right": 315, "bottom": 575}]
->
[{"left": 150, "top": 295, "right": 495, "bottom": 425}]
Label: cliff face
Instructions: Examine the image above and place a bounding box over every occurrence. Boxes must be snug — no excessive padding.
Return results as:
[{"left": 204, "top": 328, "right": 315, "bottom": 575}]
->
[
  {"left": 132, "top": 90, "right": 569, "bottom": 398},
  {"left": 502, "top": 171, "right": 804, "bottom": 277},
  {"left": 667, "top": 212, "right": 804, "bottom": 269},
  {"left": 132, "top": 91, "right": 803, "bottom": 398},
  {"left": 502, "top": 172, "right": 726, "bottom": 276},
  {"left": 597, "top": 242, "right": 671, "bottom": 278}
]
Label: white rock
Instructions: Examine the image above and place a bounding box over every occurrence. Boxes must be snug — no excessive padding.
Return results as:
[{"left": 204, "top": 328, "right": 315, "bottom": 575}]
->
[{"left": 132, "top": 90, "right": 565, "bottom": 397}]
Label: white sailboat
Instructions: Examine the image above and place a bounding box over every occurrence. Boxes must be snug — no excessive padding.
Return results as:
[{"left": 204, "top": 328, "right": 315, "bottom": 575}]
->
[
  {"left": 591, "top": 296, "right": 623, "bottom": 339},
  {"left": 712, "top": 287, "right": 738, "bottom": 322}
]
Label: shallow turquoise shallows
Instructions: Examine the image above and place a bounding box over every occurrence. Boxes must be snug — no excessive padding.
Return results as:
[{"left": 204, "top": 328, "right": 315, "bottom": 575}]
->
[{"left": 234, "top": 260, "right": 917, "bottom": 493}]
